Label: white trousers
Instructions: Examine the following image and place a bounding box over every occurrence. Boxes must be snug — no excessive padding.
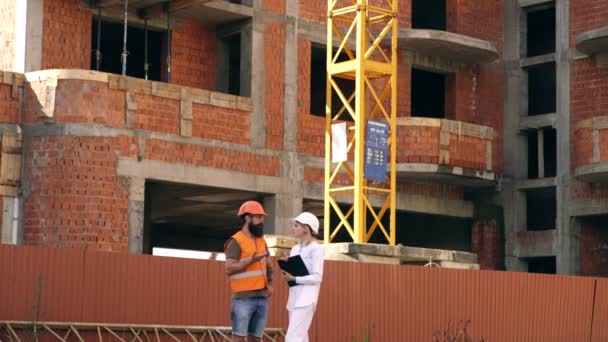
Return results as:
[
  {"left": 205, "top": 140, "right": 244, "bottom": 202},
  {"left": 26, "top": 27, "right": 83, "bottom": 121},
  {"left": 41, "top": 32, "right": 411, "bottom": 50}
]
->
[{"left": 285, "top": 305, "right": 315, "bottom": 342}]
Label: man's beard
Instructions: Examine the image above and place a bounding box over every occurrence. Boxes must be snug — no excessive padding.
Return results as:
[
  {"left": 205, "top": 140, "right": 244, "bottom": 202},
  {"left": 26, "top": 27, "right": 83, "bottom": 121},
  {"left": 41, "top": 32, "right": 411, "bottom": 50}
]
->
[{"left": 249, "top": 223, "right": 264, "bottom": 237}]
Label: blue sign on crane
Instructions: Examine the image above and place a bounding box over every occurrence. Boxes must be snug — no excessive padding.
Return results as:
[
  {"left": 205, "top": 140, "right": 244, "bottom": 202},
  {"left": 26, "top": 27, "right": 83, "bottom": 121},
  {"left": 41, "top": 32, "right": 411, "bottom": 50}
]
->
[{"left": 364, "top": 120, "right": 389, "bottom": 182}]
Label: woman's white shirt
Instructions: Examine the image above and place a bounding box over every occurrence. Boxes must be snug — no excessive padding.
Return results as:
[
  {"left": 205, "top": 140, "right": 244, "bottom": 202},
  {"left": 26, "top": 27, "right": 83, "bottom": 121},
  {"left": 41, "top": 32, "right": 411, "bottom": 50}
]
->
[{"left": 286, "top": 241, "right": 324, "bottom": 310}]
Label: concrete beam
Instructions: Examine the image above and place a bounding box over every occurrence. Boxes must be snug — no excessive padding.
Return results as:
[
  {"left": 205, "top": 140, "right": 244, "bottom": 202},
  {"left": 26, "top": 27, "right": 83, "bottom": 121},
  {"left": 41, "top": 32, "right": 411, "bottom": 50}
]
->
[
  {"left": 514, "top": 177, "right": 556, "bottom": 190},
  {"left": 303, "top": 181, "right": 474, "bottom": 218},
  {"left": 518, "top": 0, "right": 553, "bottom": 8},
  {"left": 519, "top": 113, "right": 556, "bottom": 130},
  {"left": 575, "top": 163, "right": 608, "bottom": 183},
  {"left": 520, "top": 53, "right": 556, "bottom": 68},
  {"left": 117, "top": 158, "right": 285, "bottom": 195}
]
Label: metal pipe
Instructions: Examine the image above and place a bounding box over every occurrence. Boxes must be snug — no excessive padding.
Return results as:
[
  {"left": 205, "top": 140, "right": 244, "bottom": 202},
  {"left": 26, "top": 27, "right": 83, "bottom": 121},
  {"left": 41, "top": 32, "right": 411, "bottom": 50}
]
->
[
  {"left": 144, "top": 17, "right": 149, "bottom": 80},
  {"left": 95, "top": 5, "right": 102, "bottom": 71},
  {"left": 166, "top": 0, "right": 172, "bottom": 83},
  {"left": 121, "top": 0, "right": 129, "bottom": 76}
]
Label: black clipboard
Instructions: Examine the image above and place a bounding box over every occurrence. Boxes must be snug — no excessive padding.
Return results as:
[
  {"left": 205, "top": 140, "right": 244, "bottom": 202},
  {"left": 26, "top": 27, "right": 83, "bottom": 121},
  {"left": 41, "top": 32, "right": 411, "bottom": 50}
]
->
[{"left": 278, "top": 255, "right": 309, "bottom": 287}]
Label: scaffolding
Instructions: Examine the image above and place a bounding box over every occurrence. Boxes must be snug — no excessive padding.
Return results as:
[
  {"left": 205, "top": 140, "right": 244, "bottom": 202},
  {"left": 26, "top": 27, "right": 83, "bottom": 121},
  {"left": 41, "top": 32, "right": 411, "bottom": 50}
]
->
[
  {"left": 323, "top": 0, "right": 398, "bottom": 245},
  {"left": 0, "top": 321, "right": 285, "bottom": 342}
]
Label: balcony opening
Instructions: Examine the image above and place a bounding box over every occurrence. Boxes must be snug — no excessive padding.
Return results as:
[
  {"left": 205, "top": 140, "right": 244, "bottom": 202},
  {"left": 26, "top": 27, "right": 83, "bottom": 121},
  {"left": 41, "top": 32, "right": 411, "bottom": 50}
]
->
[
  {"left": 412, "top": 0, "right": 446, "bottom": 31},
  {"left": 91, "top": 18, "right": 164, "bottom": 81},
  {"left": 526, "top": 187, "right": 556, "bottom": 231},
  {"left": 525, "top": 3, "right": 556, "bottom": 57},
  {"left": 527, "top": 256, "right": 556, "bottom": 274},
  {"left": 543, "top": 128, "right": 557, "bottom": 177},
  {"left": 143, "top": 181, "right": 272, "bottom": 255},
  {"left": 527, "top": 127, "right": 556, "bottom": 178},
  {"left": 218, "top": 33, "right": 242, "bottom": 96},
  {"left": 310, "top": 45, "right": 355, "bottom": 120},
  {"left": 411, "top": 68, "right": 445, "bottom": 118},
  {"left": 527, "top": 62, "right": 556, "bottom": 116}
]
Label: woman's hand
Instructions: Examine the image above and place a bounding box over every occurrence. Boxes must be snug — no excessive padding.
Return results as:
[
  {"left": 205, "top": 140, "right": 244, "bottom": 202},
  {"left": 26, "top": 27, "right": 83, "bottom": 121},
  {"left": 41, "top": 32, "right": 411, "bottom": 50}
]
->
[{"left": 282, "top": 271, "right": 296, "bottom": 282}]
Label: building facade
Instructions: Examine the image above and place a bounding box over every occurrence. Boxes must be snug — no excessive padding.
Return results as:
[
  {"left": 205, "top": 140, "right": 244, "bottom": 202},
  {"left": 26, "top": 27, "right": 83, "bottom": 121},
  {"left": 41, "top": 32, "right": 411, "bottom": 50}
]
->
[{"left": 0, "top": 0, "right": 605, "bottom": 276}]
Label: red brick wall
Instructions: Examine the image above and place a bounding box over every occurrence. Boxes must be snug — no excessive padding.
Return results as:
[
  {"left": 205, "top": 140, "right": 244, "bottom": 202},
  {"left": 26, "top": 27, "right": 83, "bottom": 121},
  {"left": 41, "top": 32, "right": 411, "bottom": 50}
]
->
[
  {"left": 571, "top": 59, "right": 608, "bottom": 174},
  {"left": 398, "top": 52, "right": 411, "bottom": 117},
  {"left": 41, "top": 0, "right": 91, "bottom": 69},
  {"left": 145, "top": 139, "right": 280, "bottom": 177},
  {"left": 170, "top": 20, "right": 217, "bottom": 90},
  {"left": 570, "top": 0, "right": 608, "bottom": 48},
  {"left": 571, "top": 60, "right": 608, "bottom": 123},
  {"left": 297, "top": 39, "right": 325, "bottom": 156},
  {"left": 580, "top": 216, "right": 608, "bottom": 277},
  {"left": 572, "top": 128, "right": 594, "bottom": 169},
  {"left": 192, "top": 104, "right": 249, "bottom": 145},
  {"left": 445, "top": 67, "right": 503, "bottom": 173},
  {"left": 264, "top": 0, "right": 285, "bottom": 14},
  {"left": 265, "top": 22, "right": 285, "bottom": 150},
  {"left": 299, "top": 0, "right": 410, "bottom": 28},
  {"left": 472, "top": 220, "right": 502, "bottom": 270},
  {"left": 133, "top": 94, "right": 180, "bottom": 135},
  {"left": 442, "top": 1, "right": 504, "bottom": 174},
  {"left": 0, "top": 84, "right": 20, "bottom": 124},
  {"left": 449, "top": 134, "right": 489, "bottom": 171},
  {"left": 397, "top": 180, "right": 464, "bottom": 200},
  {"left": 446, "top": 0, "right": 503, "bottom": 53},
  {"left": 23, "top": 135, "right": 137, "bottom": 251},
  {"left": 398, "top": 125, "right": 440, "bottom": 164}
]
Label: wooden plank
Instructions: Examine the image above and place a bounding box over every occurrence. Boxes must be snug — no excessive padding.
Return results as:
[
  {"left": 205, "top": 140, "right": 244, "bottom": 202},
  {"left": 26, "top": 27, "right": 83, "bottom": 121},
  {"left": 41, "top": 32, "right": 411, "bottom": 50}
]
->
[
  {"left": 1, "top": 131, "right": 22, "bottom": 153},
  {"left": 0, "top": 153, "right": 21, "bottom": 186}
]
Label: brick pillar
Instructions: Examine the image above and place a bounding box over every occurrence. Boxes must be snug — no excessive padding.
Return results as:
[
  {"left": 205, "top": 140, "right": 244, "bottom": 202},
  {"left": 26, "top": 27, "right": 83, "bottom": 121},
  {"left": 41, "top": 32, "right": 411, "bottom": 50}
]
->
[{"left": 471, "top": 219, "right": 502, "bottom": 270}]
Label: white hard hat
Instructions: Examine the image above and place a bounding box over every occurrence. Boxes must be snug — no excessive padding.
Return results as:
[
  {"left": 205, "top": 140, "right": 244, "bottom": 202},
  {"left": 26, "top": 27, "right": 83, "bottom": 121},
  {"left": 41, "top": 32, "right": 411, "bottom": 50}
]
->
[{"left": 294, "top": 212, "right": 320, "bottom": 235}]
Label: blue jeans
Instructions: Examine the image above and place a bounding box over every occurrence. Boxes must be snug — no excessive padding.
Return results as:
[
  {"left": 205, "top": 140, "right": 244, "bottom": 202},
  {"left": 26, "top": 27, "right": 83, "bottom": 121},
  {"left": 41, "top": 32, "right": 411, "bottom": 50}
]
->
[{"left": 231, "top": 297, "right": 269, "bottom": 338}]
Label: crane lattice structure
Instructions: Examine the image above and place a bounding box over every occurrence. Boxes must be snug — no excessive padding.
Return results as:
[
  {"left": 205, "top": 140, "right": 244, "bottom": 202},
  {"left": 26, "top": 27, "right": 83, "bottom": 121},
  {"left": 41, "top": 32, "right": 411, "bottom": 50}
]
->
[{"left": 324, "top": 0, "right": 398, "bottom": 245}]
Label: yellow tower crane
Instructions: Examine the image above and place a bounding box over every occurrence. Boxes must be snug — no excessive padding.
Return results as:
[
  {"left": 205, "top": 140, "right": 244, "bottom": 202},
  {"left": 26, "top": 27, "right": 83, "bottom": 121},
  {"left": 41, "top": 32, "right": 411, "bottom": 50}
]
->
[{"left": 324, "top": 0, "right": 398, "bottom": 245}]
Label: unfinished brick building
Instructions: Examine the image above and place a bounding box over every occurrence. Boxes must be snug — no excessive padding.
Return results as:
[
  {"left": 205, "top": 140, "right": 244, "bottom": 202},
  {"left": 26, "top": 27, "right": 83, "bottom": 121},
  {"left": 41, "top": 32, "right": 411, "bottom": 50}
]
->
[{"left": 0, "top": 0, "right": 606, "bottom": 276}]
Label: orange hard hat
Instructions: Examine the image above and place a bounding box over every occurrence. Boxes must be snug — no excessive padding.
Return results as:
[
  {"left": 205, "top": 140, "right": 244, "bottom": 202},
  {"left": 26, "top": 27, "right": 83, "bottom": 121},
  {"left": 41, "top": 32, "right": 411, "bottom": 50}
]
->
[{"left": 237, "top": 200, "right": 268, "bottom": 217}]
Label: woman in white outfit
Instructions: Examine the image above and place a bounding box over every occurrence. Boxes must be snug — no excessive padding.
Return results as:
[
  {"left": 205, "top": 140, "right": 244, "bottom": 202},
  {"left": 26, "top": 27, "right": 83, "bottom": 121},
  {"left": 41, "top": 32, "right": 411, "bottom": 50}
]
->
[{"left": 280, "top": 212, "right": 324, "bottom": 342}]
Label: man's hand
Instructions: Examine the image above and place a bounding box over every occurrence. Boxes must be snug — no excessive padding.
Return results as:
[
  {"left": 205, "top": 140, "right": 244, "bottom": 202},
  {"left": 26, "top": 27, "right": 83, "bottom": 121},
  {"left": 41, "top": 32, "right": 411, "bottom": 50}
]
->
[
  {"left": 266, "top": 284, "right": 274, "bottom": 297},
  {"left": 251, "top": 251, "right": 269, "bottom": 262}
]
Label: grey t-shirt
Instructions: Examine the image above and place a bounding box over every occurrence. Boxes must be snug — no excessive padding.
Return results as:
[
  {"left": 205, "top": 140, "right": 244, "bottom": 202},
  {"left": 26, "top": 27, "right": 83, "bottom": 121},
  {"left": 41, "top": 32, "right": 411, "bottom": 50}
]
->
[{"left": 225, "top": 238, "right": 273, "bottom": 299}]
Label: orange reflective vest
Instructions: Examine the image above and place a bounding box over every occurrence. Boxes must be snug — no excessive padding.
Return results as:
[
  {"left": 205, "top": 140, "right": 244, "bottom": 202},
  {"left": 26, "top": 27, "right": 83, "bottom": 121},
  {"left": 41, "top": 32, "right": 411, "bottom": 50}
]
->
[{"left": 228, "top": 231, "right": 268, "bottom": 293}]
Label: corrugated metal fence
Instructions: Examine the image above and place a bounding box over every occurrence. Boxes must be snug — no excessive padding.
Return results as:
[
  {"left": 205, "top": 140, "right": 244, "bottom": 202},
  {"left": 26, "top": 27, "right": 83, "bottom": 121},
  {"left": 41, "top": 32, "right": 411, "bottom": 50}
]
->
[{"left": 0, "top": 245, "right": 606, "bottom": 341}]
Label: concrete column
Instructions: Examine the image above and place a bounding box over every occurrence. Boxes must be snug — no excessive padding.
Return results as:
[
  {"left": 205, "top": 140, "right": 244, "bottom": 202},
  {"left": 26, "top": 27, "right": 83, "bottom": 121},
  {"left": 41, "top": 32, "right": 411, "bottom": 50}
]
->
[
  {"left": 502, "top": 0, "right": 528, "bottom": 271},
  {"left": 128, "top": 177, "right": 145, "bottom": 254},
  {"left": 250, "top": 14, "right": 266, "bottom": 148},
  {"left": 24, "top": 0, "right": 43, "bottom": 72},
  {"left": 555, "top": 0, "right": 578, "bottom": 275},
  {"left": 283, "top": 2, "right": 298, "bottom": 152}
]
